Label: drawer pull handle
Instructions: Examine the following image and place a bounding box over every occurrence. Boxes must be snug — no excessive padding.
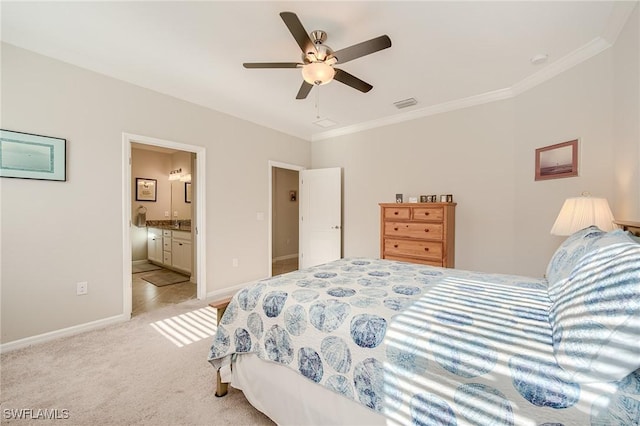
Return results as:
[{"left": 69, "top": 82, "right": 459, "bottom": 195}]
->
[
  {"left": 424, "top": 229, "right": 429, "bottom": 232},
  {"left": 394, "top": 227, "right": 398, "bottom": 231},
  {"left": 394, "top": 211, "right": 399, "bottom": 215},
  {"left": 424, "top": 212, "right": 430, "bottom": 216},
  {"left": 394, "top": 244, "right": 398, "bottom": 248},
  {"left": 424, "top": 248, "right": 429, "bottom": 252}
]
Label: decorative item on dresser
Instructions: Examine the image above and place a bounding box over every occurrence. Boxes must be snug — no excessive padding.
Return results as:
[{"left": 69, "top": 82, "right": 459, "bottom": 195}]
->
[{"left": 379, "top": 202, "right": 456, "bottom": 267}]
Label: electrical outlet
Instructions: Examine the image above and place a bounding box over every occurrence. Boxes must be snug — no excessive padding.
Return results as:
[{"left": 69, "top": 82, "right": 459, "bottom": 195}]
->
[
  {"left": 173, "top": 211, "right": 178, "bottom": 217},
  {"left": 232, "top": 258, "right": 238, "bottom": 267},
  {"left": 77, "top": 281, "right": 88, "bottom": 296},
  {"left": 164, "top": 211, "right": 170, "bottom": 217}
]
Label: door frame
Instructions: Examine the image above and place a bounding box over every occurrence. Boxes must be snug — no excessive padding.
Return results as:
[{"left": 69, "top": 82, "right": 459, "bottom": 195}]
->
[
  {"left": 268, "top": 160, "right": 305, "bottom": 277},
  {"left": 122, "top": 132, "right": 207, "bottom": 318}
]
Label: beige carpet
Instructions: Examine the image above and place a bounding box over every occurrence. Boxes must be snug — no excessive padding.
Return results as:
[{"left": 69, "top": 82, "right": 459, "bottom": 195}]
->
[
  {"left": 0, "top": 299, "right": 274, "bottom": 425},
  {"left": 140, "top": 270, "right": 190, "bottom": 287}
]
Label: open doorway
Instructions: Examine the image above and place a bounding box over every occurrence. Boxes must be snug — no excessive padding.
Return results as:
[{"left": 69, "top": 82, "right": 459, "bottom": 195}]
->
[
  {"left": 130, "top": 143, "right": 196, "bottom": 316},
  {"left": 122, "top": 133, "right": 206, "bottom": 320},
  {"left": 269, "top": 161, "right": 304, "bottom": 277}
]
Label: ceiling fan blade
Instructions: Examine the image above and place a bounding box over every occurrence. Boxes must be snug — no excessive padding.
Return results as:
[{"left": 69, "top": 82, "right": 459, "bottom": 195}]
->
[
  {"left": 243, "top": 62, "right": 302, "bottom": 69},
  {"left": 280, "top": 12, "right": 317, "bottom": 56},
  {"left": 332, "top": 35, "right": 392, "bottom": 64},
  {"left": 296, "top": 81, "right": 314, "bottom": 99},
  {"left": 333, "top": 69, "right": 373, "bottom": 93}
]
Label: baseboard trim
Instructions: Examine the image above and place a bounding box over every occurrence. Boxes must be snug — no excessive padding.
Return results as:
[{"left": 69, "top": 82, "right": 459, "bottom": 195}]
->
[
  {"left": 0, "top": 314, "right": 129, "bottom": 354},
  {"left": 206, "top": 281, "right": 258, "bottom": 302},
  {"left": 272, "top": 254, "right": 298, "bottom": 263},
  {"left": 132, "top": 259, "right": 149, "bottom": 265}
]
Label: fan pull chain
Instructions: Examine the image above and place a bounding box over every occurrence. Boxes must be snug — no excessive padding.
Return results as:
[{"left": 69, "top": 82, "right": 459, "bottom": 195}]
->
[{"left": 315, "top": 85, "right": 321, "bottom": 119}]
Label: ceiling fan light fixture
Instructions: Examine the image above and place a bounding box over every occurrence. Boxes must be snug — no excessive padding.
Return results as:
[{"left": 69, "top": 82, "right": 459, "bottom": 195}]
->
[{"left": 302, "top": 62, "right": 335, "bottom": 85}]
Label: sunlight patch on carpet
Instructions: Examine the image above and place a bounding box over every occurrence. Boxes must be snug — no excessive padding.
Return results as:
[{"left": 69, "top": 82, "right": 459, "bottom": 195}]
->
[{"left": 150, "top": 306, "right": 218, "bottom": 347}]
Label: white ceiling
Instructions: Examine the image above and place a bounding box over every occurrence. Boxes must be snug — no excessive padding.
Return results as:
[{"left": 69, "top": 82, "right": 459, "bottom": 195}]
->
[{"left": 1, "top": 1, "right": 636, "bottom": 141}]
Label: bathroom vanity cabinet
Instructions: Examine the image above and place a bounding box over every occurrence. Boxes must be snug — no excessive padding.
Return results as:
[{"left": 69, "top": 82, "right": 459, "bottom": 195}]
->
[
  {"left": 147, "top": 227, "right": 191, "bottom": 274},
  {"left": 147, "top": 227, "right": 163, "bottom": 264}
]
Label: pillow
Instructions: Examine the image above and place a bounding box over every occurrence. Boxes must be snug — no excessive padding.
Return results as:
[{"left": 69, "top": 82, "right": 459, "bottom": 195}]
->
[
  {"left": 546, "top": 226, "right": 605, "bottom": 298},
  {"left": 550, "top": 239, "right": 640, "bottom": 383},
  {"left": 587, "top": 228, "right": 638, "bottom": 250}
]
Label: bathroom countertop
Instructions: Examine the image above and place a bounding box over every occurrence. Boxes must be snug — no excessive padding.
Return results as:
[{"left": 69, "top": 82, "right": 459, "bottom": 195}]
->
[
  {"left": 145, "top": 220, "right": 191, "bottom": 232},
  {"left": 152, "top": 225, "right": 192, "bottom": 232}
]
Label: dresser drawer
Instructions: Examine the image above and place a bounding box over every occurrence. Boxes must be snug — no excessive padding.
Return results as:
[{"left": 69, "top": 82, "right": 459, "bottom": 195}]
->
[
  {"left": 412, "top": 207, "right": 444, "bottom": 221},
  {"left": 384, "top": 238, "right": 442, "bottom": 260},
  {"left": 384, "top": 222, "right": 443, "bottom": 240},
  {"left": 384, "top": 255, "right": 442, "bottom": 267},
  {"left": 383, "top": 207, "right": 411, "bottom": 220}
]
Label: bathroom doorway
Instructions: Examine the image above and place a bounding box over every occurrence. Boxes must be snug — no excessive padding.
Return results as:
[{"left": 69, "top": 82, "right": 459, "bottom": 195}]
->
[
  {"left": 122, "top": 133, "right": 206, "bottom": 319},
  {"left": 130, "top": 143, "right": 195, "bottom": 315}
]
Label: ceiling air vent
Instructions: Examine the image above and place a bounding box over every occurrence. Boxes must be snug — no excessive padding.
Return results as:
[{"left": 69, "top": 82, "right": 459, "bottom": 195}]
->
[{"left": 393, "top": 98, "right": 418, "bottom": 109}]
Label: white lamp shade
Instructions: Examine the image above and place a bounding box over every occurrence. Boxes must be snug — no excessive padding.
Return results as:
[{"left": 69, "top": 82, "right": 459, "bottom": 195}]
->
[
  {"left": 550, "top": 196, "right": 615, "bottom": 236},
  {"left": 301, "top": 62, "right": 335, "bottom": 85}
]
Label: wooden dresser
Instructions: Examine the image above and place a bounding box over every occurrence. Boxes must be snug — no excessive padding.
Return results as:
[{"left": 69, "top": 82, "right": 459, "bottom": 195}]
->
[{"left": 380, "top": 203, "right": 456, "bottom": 267}]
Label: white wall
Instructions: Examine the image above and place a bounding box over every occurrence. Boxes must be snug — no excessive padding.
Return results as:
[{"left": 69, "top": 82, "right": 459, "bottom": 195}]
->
[
  {"left": 312, "top": 11, "right": 639, "bottom": 277},
  {"left": 613, "top": 5, "right": 640, "bottom": 219},
  {"left": 512, "top": 49, "right": 615, "bottom": 276},
  {"left": 0, "top": 43, "right": 310, "bottom": 344},
  {"left": 312, "top": 99, "right": 516, "bottom": 274}
]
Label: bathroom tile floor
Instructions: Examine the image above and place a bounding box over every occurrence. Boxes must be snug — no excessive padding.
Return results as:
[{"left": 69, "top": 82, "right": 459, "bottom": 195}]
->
[{"left": 132, "top": 263, "right": 196, "bottom": 316}]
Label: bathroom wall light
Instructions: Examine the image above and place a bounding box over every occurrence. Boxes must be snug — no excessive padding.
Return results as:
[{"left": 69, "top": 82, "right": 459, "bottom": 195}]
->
[
  {"left": 169, "top": 168, "right": 183, "bottom": 181},
  {"left": 179, "top": 173, "right": 191, "bottom": 182}
]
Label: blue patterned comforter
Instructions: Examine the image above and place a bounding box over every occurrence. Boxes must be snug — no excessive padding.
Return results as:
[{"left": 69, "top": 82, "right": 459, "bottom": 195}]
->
[{"left": 208, "top": 258, "right": 639, "bottom": 425}]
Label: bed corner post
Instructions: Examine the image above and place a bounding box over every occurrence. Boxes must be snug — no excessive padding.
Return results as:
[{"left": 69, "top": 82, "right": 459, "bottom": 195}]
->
[
  {"left": 210, "top": 296, "right": 233, "bottom": 398},
  {"left": 215, "top": 370, "right": 228, "bottom": 397}
]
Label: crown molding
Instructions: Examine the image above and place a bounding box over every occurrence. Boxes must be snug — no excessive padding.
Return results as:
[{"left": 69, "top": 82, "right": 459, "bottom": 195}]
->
[
  {"left": 312, "top": 88, "right": 514, "bottom": 141},
  {"left": 312, "top": 2, "right": 637, "bottom": 143},
  {"left": 511, "top": 37, "right": 611, "bottom": 96}
]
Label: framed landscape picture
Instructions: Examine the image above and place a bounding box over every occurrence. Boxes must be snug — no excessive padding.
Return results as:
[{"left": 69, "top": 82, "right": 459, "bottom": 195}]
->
[
  {"left": 0, "top": 129, "right": 66, "bottom": 181},
  {"left": 535, "top": 139, "right": 578, "bottom": 181}
]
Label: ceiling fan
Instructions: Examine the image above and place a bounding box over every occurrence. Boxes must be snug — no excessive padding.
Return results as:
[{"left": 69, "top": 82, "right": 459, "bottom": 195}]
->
[{"left": 243, "top": 12, "right": 392, "bottom": 99}]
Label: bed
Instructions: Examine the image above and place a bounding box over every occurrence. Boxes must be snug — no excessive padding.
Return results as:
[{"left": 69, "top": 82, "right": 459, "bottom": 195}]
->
[{"left": 208, "top": 225, "right": 640, "bottom": 425}]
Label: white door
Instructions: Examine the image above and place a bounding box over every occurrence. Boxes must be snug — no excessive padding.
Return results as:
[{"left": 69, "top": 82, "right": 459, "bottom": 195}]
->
[{"left": 299, "top": 167, "right": 342, "bottom": 268}]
